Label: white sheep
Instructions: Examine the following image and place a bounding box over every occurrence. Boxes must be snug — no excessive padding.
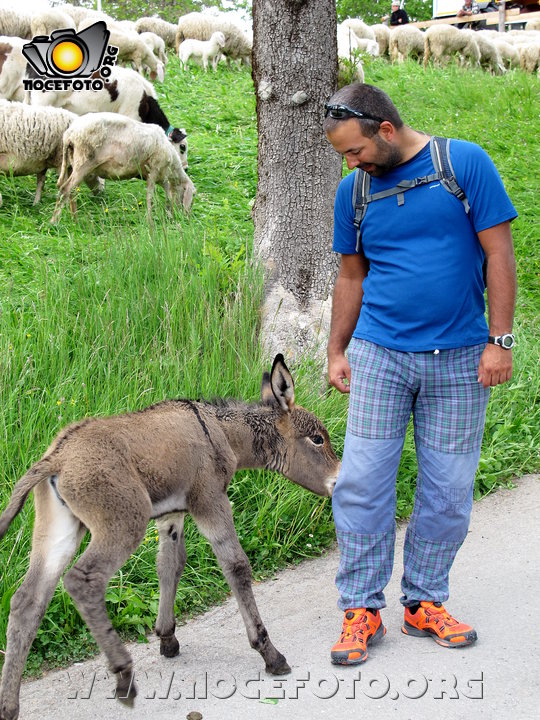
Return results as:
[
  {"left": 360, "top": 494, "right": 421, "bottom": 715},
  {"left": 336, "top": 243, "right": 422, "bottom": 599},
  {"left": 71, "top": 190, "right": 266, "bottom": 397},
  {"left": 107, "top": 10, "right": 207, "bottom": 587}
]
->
[
  {"left": 175, "top": 12, "right": 252, "bottom": 65},
  {"left": 0, "top": 100, "right": 76, "bottom": 205},
  {"left": 354, "top": 38, "right": 380, "bottom": 57},
  {"left": 389, "top": 25, "right": 425, "bottom": 64},
  {"left": 0, "top": 8, "right": 32, "bottom": 40},
  {"left": 135, "top": 17, "right": 178, "bottom": 49},
  {"left": 519, "top": 41, "right": 540, "bottom": 75},
  {"left": 0, "top": 35, "right": 26, "bottom": 101},
  {"left": 140, "top": 31, "right": 168, "bottom": 66},
  {"left": 51, "top": 112, "right": 196, "bottom": 223},
  {"left": 339, "top": 18, "right": 376, "bottom": 41},
  {"left": 77, "top": 18, "right": 165, "bottom": 82},
  {"left": 178, "top": 31, "right": 226, "bottom": 72},
  {"left": 57, "top": 4, "right": 96, "bottom": 27},
  {"left": 371, "top": 23, "right": 391, "bottom": 57},
  {"left": 492, "top": 38, "right": 520, "bottom": 70},
  {"left": 30, "top": 8, "right": 76, "bottom": 39},
  {"left": 27, "top": 65, "right": 188, "bottom": 168},
  {"left": 423, "top": 24, "right": 480, "bottom": 69},
  {"left": 459, "top": 29, "right": 504, "bottom": 74},
  {"left": 337, "top": 25, "right": 365, "bottom": 83}
]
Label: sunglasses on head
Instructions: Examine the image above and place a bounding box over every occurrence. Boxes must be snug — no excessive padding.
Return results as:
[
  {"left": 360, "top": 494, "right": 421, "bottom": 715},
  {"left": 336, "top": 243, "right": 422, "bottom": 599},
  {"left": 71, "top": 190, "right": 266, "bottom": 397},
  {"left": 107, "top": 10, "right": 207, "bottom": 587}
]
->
[{"left": 324, "top": 103, "right": 384, "bottom": 124}]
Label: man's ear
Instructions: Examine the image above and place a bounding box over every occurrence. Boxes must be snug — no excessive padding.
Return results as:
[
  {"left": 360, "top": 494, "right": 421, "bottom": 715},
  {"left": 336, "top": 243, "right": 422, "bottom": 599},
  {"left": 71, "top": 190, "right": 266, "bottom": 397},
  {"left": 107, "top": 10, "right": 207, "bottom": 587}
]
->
[{"left": 378, "top": 120, "right": 395, "bottom": 142}]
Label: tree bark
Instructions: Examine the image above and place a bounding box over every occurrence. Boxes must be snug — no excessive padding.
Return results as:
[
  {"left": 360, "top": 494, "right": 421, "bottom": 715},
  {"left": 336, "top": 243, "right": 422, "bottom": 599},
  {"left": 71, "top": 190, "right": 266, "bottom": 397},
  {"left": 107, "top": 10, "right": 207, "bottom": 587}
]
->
[{"left": 252, "top": 0, "right": 342, "bottom": 362}]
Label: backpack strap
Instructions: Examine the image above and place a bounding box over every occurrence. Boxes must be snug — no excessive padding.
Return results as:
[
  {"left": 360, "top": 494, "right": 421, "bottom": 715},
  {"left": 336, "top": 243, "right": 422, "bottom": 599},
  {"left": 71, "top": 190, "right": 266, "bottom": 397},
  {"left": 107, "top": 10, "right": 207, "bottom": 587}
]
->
[
  {"left": 429, "top": 136, "right": 470, "bottom": 213},
  {"left": 352, "top": 136, "right": 470, "bottom": 254},
  {"left": 352, "top": 167, "right": 370, "bottom": 253}
]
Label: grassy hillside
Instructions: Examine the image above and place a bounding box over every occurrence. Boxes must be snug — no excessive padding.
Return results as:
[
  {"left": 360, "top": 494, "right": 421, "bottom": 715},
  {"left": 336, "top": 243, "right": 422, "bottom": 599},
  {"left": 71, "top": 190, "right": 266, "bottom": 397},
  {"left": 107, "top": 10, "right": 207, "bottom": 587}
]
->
[{"left": 0, "top": 56, "right": 538, "bottom": 673}]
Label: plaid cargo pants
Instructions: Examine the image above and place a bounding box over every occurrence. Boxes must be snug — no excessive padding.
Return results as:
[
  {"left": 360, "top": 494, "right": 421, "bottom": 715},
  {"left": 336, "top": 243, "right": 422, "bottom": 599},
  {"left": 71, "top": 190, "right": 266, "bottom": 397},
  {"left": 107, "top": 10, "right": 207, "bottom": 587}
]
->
[{"left": 332, "top": 338, "right": 490, "bottom": 610}]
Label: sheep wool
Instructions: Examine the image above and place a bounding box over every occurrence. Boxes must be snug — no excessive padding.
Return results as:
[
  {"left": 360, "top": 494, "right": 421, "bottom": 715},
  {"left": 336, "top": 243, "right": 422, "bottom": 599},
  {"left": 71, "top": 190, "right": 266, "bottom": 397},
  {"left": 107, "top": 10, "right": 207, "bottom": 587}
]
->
[
  {"left": 0, "top": 100, "right": 76, "bottom": 205},
  {"left": 51, "top": 112, "right": 195, "bottom": 222},
  {"left": 0, "top": 35, "right": 26, "bottom": 102}
]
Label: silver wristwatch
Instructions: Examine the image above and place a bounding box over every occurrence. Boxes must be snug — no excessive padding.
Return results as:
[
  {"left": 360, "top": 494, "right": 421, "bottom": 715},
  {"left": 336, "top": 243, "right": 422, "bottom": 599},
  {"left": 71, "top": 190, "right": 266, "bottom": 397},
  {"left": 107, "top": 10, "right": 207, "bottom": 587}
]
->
[{"left": 487, "top": 333, "right": 515, "bottom": 350}]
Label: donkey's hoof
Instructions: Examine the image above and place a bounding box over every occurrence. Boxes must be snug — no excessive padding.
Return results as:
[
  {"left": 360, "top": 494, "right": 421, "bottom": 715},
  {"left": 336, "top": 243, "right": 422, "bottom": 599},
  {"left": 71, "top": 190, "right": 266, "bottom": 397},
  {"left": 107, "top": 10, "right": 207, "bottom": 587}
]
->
[
  {"left": 0, "top": 703, "right": 20, "bottom": 720},
  {"left": 266, "top": 654, "right": 291, "bottom": 675},
  {"left": 116, "top": 675, "right": 137, "bottom": 707},
  {"left": 160, "top": 635, "right": 180, "bottom": 658}
]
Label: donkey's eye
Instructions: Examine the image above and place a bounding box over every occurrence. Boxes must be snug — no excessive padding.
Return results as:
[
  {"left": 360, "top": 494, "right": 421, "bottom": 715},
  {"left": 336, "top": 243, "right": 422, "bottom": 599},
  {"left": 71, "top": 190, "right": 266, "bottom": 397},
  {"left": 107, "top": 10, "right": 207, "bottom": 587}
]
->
[{"left": 310, "top": 434, "right": 324, "bottom": 446}]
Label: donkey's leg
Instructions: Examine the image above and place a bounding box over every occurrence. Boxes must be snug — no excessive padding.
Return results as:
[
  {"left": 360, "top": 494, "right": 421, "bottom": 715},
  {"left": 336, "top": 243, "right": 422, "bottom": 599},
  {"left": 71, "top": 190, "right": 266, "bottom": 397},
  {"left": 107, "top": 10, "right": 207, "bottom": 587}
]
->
[
  {"left": 62, "top": 487, "right": 151, "bottom": 707},
  {"left": 0, "top": 481, "right": 84, "bottom": 720},
  {"left": 154, "top": 512, "right": 186, "bottom": 658},
  {"left": 191, "top": 497, "right": 291, "bottom": 675}
]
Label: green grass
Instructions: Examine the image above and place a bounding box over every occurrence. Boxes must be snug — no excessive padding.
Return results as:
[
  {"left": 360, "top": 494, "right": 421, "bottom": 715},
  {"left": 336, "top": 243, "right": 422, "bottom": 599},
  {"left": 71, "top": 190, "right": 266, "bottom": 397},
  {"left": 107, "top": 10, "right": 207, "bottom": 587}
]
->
[{"left": 0, "top": 56, "right": 538, "bottom": 674}]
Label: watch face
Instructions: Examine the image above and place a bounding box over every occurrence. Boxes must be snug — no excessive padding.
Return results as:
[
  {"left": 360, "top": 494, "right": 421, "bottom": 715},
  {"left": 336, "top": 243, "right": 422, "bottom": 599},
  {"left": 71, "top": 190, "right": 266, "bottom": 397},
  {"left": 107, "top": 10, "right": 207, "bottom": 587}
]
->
[{"left": 501, "top": 334, "right": 514, "bottom": 349}]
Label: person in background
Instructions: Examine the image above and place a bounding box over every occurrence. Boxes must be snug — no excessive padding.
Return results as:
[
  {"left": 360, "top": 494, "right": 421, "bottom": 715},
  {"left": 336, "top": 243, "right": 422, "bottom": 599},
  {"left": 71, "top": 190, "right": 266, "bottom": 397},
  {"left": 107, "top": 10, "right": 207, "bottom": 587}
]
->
[
  {"left": 457, "top": 0, "right": 486, "bottom": 29},
  {"left": 382, "top": 2, "right": 409, "bottom": 26}
]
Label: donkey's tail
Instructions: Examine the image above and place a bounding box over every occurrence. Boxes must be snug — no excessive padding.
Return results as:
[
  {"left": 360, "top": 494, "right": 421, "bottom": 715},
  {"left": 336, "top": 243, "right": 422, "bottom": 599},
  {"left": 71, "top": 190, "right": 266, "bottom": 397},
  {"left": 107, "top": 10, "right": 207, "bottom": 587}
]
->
[{"left": 0, "top": 459, "right": 53, "bottom": 541}]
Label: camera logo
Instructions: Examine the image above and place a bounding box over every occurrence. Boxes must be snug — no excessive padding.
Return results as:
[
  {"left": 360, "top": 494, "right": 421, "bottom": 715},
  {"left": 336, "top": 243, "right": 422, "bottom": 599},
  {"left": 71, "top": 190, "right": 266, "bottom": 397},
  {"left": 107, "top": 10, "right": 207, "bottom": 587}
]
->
[{"left": 23, "top": 21, "right": 118, "bottom": 91}]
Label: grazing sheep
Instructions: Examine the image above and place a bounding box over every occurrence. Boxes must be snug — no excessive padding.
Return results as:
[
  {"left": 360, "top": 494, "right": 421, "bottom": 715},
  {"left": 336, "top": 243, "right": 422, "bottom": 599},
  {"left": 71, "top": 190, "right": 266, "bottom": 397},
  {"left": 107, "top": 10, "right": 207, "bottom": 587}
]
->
[
  {"left": 30, "top": 8, "right": 76, "bottom": 39},
  {"left": 27, "top": 65, "right": 187, "bottom": 166},
  {"left": 140, "top": 31, "right": 168, "bottom": 66},
  {"left": 0, "top": 100, "right": 76, "bottom": 205},
  {"left": 0, "top": 35, "right": 25, "bottom": 101},
  {"left": 354, "top": 37, "right": 380, "bottom": 57},
  {"left": 337, "top": 24, "right": 365, "bottom": 83},
  {"left": 371, "top": 23, "right": 391, "bottom": 57},
  {"left": 110, "top": 29, "right": 165, "bottom": 81},
  {"left": 51, "top": 113, "right": 195, "bottom": 222},
  {"left": 77, "top": 18, "right": 165, "bottom": 82},
  {"left": 519, "top": 41, "right": 540, "bottom": 74},
  {"left": 57, "top": 4, "right": 96, "bottom": 27},
  {"left": 492, "top": 38, "right": 520, "bottom": 70},
  {"left": 135, "top": 16, "right": 178, "bottom": 49},
  {"left": 506, "top": 29, "right": 540, "bottom": 43},
  {"left": 423, "top": 24, "right": 480, "bottom": 68},
  {"left": 389, "top": 25, "right": 425, "bottom": 64},
  {"left": 339, "top": 18, "right": 376, "bottom": 41},
  {"left": 460, "top": 29, "right": 505, "bottom": 74},
  {"left": 0, "top": 9, "right": 32, "bottom": 40},
  {"left": 178, "top": 31, "right": 226, "bottom": 72},
  {"left": 175, "top": 12, "right": 252, "bottom": 65}
]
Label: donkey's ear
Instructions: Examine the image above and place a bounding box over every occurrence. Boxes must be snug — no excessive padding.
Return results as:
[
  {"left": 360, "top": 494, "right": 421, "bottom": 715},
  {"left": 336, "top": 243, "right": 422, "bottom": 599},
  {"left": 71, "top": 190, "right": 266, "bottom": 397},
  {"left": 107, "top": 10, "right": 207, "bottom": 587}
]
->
[
  {"left": 270, "top": 354, "right": 295, "bottom": 413},
  {"left": 260, "top": 371, "right": 276, "bottom": 406}
]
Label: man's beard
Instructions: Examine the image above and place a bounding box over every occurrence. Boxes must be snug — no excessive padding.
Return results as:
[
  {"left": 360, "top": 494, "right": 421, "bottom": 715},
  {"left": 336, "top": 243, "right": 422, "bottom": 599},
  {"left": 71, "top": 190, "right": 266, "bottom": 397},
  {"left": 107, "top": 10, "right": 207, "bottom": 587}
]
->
[{"left": 361, "top": 134, "right": 404, "bottom": 177}]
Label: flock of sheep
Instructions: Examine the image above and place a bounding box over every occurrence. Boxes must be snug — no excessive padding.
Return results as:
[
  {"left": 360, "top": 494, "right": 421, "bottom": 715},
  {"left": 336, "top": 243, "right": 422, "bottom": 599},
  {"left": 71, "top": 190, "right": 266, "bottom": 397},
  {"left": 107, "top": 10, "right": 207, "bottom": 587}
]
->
[
  {"left": 0, "top": 3, "right": 538, "bottom": 221},
  {"left": 0, "top": 4, "right": 253, "bottom": 221},
  {"left": 338, "top": 16, "right": 540, "bottom": 79}
]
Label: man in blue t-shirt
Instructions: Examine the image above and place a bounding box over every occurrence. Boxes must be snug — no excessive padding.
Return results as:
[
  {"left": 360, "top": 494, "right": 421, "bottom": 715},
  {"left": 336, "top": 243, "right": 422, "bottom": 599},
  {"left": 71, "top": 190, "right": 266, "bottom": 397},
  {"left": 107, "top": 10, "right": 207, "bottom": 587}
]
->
[{"left": 323, "top": 83, "right": 517, "bottom": 666}]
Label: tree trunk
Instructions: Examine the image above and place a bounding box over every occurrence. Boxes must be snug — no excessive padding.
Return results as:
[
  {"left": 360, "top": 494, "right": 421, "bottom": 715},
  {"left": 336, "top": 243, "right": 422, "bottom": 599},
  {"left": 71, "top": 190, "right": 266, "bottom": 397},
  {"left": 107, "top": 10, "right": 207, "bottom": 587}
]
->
[{"left": 252, "top": 0, "right": 342, "bottom": 362}]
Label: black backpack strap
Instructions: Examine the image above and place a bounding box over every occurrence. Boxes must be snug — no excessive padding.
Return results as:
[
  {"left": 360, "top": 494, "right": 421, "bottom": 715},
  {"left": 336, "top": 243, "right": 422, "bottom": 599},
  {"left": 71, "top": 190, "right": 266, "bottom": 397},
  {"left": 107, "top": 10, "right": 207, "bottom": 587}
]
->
[
  {"left": 430, "top": 136, "right": 470, "bottom": 213},
  {"left": 352, "top": 168, "right": 371, "bottom": 253}
]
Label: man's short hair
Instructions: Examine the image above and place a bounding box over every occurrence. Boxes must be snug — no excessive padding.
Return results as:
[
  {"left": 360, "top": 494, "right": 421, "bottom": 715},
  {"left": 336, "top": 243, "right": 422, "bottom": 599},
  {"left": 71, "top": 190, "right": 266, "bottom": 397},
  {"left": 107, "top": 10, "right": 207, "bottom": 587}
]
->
[{"left": 323, "top": 83, "right": 404, "bottom": 137}]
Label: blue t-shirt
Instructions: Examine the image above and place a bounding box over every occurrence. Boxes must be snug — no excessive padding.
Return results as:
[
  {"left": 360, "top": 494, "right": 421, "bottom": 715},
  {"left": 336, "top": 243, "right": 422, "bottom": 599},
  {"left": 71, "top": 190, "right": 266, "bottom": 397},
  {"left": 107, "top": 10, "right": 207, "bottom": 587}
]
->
[{"left": 333, "top": 139, "right": 517, "bottom": 351}]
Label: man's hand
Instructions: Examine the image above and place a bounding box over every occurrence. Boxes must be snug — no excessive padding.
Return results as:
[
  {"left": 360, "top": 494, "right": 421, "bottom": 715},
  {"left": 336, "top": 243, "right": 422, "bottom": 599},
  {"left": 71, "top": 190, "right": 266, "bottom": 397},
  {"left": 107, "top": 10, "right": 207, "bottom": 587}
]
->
[
  {"left": 477, "top": 344, "right": 513, "bottom": 388},
  {"left": 328, "top": 353, "right": 352, "bottom": 393}
]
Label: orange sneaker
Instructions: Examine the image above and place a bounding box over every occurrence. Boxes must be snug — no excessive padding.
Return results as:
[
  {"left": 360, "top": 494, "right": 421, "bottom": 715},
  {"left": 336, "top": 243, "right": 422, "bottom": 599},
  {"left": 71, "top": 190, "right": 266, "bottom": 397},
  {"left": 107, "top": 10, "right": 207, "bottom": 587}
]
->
[
  {"left": 331, "top": 608, "right": 386, "bottom": 665},
  {"left": 402, "top": 601, "right": 477, "bottom": 648}
]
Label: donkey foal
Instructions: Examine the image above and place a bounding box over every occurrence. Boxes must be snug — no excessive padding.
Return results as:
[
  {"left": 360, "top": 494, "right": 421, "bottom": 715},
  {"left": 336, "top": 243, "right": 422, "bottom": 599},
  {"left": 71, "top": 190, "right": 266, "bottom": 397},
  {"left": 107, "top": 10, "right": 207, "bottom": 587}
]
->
[{"left": 0, "top": 355, "right": 340, "bottom": 719}]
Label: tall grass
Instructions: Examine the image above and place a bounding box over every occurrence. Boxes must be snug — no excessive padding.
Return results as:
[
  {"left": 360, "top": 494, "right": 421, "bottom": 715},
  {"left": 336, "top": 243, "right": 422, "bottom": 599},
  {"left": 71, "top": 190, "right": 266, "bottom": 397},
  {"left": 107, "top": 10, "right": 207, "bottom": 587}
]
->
[{"left": 0, "top": 56, "right": 538, "bottom": 673}]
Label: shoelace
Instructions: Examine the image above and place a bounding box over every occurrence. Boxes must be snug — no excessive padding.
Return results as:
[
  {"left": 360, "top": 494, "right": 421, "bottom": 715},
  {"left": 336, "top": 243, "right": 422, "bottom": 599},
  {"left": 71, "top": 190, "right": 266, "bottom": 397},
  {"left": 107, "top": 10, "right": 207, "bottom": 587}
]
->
[
  {"left": 426, "top": 604, "right": 459, "bottom": 627},
  {"left": 342, "top": 612, "right": 369, "bottom": 641}
]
